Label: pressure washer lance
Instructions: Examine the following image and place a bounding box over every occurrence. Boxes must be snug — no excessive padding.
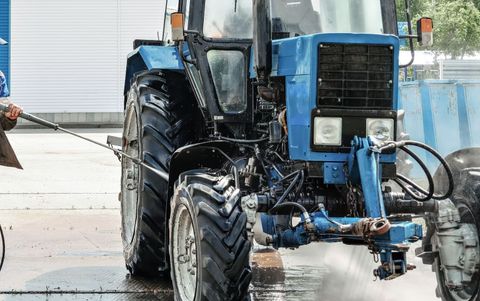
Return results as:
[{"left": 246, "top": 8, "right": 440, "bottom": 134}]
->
[{"left": 0, "top": 103, "right": 168, "bottom": 180}]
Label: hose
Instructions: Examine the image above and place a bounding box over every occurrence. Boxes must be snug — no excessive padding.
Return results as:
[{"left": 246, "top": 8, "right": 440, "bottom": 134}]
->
[
  {"left": 0, "top": 103, "right": 170, "bottom": 181},
  {"left": 396, "top": 145, "right": 434, "bottom": 201},
  {"left": 276, "top": 170, "right": 301, "bottom": 183},
  {"left": 269, "top": 170, "right": 302, "bottom": 213},
  {"left": 0, "top": 225, "right": 4, "bottom": 272},
  {"left": 269, "top": 202, "right": 310, "bottom": 223},
  {"left": 403, "top": 141, "right": 454, "bottom": 200},
  {"left": 195, "top": 146, "right": 241, "bottom": 189},
  {"left": 269, "top": 170, "right": 307, "bottom": 232},
  {"left": 379, "top": 140, "right": 454, "bottom": 201},
  {"left": 264, "top": 158, "right": 285, "bottom": 178},
  {"left": 255, "top": 146, "right": 271, "bottom": 182},
  {"left": 217, "top": 136, "right": 269, "bottom": 144},
  {"left": 293, "top": 170, "right": 305, "bottom": 199}
]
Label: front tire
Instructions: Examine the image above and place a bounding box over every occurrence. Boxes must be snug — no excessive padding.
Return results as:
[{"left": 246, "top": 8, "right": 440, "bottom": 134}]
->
[{"left": 169, "top": 170, "right": 252, "bottom": 301}]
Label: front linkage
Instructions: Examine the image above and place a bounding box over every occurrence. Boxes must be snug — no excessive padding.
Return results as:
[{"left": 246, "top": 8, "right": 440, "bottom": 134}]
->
[{"left": 242, "top": 136, "right": 480, "bottom": 282}]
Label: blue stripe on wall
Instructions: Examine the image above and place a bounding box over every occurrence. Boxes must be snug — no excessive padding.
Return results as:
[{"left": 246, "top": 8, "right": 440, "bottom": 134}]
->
[{"left": 0, "top": 0, "right": 10, "bottom": 87}]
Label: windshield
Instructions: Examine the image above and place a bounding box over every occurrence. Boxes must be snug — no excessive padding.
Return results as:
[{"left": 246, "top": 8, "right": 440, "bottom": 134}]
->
[
  {"left": 204, "top": 0, "right": 253, "bottom": 39},
  {"left": 273, "top": 0, "right": 384, "bottom": 36},
  {"left": 203, "top": 0, "right": 384, "bottom": 39}
]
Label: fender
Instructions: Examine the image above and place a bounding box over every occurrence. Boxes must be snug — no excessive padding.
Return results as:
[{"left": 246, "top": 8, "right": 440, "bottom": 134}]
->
[
  {"left": 124, "top": 45, "right": 184, "bottom": 102},
  {"left": 433, "top": 148, "right": 480, "bottom": 194},
  {"left": 168, "top": 140, "right": 240, "bottom": 199}
]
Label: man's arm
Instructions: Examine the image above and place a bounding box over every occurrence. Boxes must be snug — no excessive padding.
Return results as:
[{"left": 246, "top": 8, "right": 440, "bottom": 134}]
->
[{"left": 0, "top": 71, "right": 22, "bottom": 131}]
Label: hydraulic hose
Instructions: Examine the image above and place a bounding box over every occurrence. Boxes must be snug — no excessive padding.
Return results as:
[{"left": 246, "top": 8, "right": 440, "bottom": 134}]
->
[
  {"left": 379, "top": 140, "right": 454, "bottom": 201},
  {"left": 277, "top": 170, "right": 301, "bottom": 183},
  {"left": 294, "top": 170, "right": 305, "bottom": 198},
  {"left": 403, "top": 140, "right": 454, "bottom": 200},
  {"left": 269, "top": 170, "right": 302, "bottom": 213},
  {"left": 269, "top": 202, "right": 310, "bottom": 224},
  {"left": 217, "top": 136, "right": 269, "bottom": 144},
  {"left": 396, "top": 145, "right": 434, "bottom": 201},
  {"left": 269, "top": 169, "right": 307, "bottom": 233}
]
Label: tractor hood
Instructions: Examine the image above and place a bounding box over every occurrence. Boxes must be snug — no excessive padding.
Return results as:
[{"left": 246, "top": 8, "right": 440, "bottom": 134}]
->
[
  {"left": 250, "top": 33, "right": 400, "bottom": 78},
  {"left": 249, "top": 33, "right": 400, "bottom": 162}
]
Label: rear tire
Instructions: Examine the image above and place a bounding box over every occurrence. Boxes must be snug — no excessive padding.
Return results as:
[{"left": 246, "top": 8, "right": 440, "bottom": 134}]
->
[
  {"left": 169, "top": 170, "right": 252, "bottom": 301},
  {"left": 121, "top": 71, "right": 195, "bottom": 277},
  {"left": 434, "top": 168, "right": 480, "bottom": 301}
]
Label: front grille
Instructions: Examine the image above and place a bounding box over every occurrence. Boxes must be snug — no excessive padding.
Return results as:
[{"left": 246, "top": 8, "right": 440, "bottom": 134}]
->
[{"left": 317, "top": 43, "right": 394, "bottom": 109}]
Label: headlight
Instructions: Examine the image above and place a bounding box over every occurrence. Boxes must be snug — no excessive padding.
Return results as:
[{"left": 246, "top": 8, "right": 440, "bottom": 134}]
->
[
  {"left": 366, "top": 118, "right": 394, "bottom": 141},
  {"left": 313, "top": 117, "right": 342, "bottom": 146}
]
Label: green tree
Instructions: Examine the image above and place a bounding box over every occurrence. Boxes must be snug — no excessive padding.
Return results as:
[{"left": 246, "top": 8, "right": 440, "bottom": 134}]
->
[
  {"left": 431, "top": 0, "right": 480, "bottom": 58},
  {"left": 397, "top": 0, "right": 480, "bottom": 58},
  {"left": 474, "top": 0, "right": 480, "bottom": 10},
  {"left": 396, "top": 0, "right": 429, "bottom": 21}
]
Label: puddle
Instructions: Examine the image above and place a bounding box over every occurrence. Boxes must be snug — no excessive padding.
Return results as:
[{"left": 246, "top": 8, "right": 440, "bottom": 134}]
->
[
  {"left": 251, "top": 265, "right": 326, "bottom": 301},
  {"left": 250, "top": 244, "right": 439, "bottom": 301},
  {"left": 0, "top": 246, "right": 439, "bottom": 301}
]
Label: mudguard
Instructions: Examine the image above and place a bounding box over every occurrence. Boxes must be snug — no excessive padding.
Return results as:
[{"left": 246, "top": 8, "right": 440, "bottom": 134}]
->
[
  {"left": 124, "top": 45, "right": 184, "bottom": 99},
  {"left": 433, "top": 148, "right": 480, "bottom": 194},
  {"left": 167, "top": 140, "right": 240, "bottom": 199}
]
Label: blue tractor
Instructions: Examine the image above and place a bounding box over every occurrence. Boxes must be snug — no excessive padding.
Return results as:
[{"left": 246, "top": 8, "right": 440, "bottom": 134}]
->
[{"left": 120, "top": 0, "right": 480, "bottom": 300}]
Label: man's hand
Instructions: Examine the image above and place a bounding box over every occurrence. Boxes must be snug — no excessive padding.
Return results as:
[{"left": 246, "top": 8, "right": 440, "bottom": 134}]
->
[{"left": 5, "top": 103, "right": 23, "bottom": 121}]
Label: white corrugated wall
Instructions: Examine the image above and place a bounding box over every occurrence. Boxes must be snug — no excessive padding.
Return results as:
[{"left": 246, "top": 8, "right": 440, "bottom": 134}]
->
[{"left": 10, "top": 0, "right": 166, "bottom": 113}]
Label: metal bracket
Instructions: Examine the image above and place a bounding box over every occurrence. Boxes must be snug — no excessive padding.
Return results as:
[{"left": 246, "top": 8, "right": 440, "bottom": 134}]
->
[
  {"left": 323, "top": 162, "right": 346, "bottom": 185},
  {"left": 106, "top": 135, "right": 122, "bottom": 147},
  {"left": 241, "top": 194, "right": 259, "bottom": 242},
  {"left": 348, "top": 137, "right": 386, "bottom": 218}
]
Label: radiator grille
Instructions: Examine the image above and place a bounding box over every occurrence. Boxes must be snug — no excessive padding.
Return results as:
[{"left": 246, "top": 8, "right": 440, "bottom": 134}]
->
[{"left": 317, "top": 44, "right": 394, "bottom": 109}]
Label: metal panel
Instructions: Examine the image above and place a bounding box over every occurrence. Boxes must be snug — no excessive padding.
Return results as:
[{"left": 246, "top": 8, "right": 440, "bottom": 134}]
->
[
  {"left": 399, "top": 80, "right": 480, "bottom": 173},
  {"left": 462, "top": 82, "right": 480, "bottom": 147},
  {"left": 317, "top": 44, "right": 394, "bottom": 109},
  {"left": 10, "top": 0, "right": 165, "bottom": 113},
  {"left": 0, "top": 0, "right": 9, "bottom": 84},
  {"left": 440, "top": 60, "right": 480, "bottom": 80}
]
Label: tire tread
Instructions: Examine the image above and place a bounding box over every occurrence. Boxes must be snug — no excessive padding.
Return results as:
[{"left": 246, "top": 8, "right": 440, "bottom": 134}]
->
[
  {"left": 171, "top": 171, "right": 252, "bottom": 300},
  {"left": 122, "top": 70, "right": 194, "bottom": 277}
]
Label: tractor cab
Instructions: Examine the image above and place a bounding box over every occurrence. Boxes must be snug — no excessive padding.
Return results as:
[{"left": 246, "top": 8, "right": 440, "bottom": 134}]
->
[{"left": 162, "top": 0, "right": 399, "bottom": 132}]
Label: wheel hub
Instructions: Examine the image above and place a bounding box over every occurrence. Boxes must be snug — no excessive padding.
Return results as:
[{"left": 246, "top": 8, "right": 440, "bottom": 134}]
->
[
  {"left": 121, "top": 104, "right": 140, "bottom": 244},
  {"left": 172, "top": 202, "right": 198, "bottom": 301},
  {"left": 125, "top": 166, "right": 138, "bottom": 190}
]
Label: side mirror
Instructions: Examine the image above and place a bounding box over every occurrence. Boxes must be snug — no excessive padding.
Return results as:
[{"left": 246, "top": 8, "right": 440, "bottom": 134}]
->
[
  {"left": 417, "top": 17, "right": 433, "bottom": 47},
  {"left": 171, "top": 12, "right": 185, "bottom": 42}
]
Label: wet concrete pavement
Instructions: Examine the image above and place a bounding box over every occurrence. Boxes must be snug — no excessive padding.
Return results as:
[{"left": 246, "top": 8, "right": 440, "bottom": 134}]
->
[{"left": 0, "top": 129, "right": 440, "bottom": 300}]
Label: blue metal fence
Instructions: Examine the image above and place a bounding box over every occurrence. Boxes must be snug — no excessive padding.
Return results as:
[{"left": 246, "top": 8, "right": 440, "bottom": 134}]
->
[
  {"left": 0, "top": 0, "right": 10, "bottom": 86},
  {"left": 399, "top": 80, "right": 480, "bottom": 173}
]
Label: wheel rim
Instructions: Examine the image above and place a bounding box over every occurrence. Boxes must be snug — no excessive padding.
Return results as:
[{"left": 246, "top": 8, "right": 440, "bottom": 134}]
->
[
  {"left": 439, "top": 202, "right": 480, "bottom": 301},
  {"left": 121, "top": 103, "right": 140, "bottom": 244},
  {"left": 172, "top": 200, "right": 198, "bottom": 301}
]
